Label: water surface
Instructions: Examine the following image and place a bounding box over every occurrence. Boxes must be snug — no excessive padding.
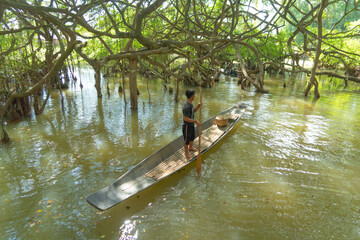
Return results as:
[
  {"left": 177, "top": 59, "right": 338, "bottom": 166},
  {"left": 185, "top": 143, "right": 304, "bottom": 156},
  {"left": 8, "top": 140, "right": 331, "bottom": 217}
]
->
[{"left": 1, "top": 69, "right": 360, "bottom": 239}]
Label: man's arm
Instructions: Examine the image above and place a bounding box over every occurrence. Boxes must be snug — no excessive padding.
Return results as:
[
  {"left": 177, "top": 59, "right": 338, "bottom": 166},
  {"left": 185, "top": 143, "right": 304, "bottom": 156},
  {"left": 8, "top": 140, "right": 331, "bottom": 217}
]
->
[{"left": 184, "top": 116, "right": 201, "bottom": 126}]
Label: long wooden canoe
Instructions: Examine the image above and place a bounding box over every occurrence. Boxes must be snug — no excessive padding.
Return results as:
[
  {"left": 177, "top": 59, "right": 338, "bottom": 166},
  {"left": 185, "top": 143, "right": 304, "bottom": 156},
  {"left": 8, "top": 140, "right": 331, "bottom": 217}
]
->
[{"left": 87, "top": 102, "right": 247, "bottom": 210}]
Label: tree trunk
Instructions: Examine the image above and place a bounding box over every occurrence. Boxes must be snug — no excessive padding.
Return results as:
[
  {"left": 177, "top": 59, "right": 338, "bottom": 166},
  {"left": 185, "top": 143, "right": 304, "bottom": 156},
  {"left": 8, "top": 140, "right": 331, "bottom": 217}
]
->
[
  {"left": 1, "top": 128, "right": 10, "bottom": 143},
  {"left": 146, "top": 77, "right": 151, "bottom": 103},
  {"left": 94, "top": 64, "right": 102, "bottom": 98},
  {"left": 211, "top": 55, "right": 215, "bottom": 87},
  {"left": 314, "top": 79, "right": 320, "bottom": 98},
  {"left": 34, "top": 88, "right": 50, "bottom": 115},
  {"left": 233, "top": 44, "right": 268, "bottom": 93},
  {"left": 0, "top": 1, "right": 4, "bottom": 23},
  {"left": 174, "top": 78, "right": 179, "bottom": 102},
  {"left": 129, "top": 58, "right": 138, "bottom": 109},
  {"left": 305, "top": 0, "right": 327, "bottom": 98},
  {"left": 121, "top": 60, "right": 127, "bottom": 105},
  {"left": 304, "top": 80, "right": 313, "bottom": 96},
  {"left": 305, "top": 76, "right": 320, "bottom": 98},
  {"left": 0, "top": 114, "right": 10, "bottom": 143}
]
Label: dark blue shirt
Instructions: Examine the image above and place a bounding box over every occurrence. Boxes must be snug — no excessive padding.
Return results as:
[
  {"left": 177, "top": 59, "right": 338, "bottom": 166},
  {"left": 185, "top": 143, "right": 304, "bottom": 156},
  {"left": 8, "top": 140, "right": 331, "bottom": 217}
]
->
[{"left": 183, "top": 101, "right": 194, "bottom": 126}]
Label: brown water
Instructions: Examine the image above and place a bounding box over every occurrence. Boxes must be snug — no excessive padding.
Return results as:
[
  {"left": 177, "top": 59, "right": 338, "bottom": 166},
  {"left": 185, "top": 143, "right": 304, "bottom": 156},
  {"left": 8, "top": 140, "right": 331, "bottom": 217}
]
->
[{"left": 1, "top": 68, "right": 360, "bottom": 239}]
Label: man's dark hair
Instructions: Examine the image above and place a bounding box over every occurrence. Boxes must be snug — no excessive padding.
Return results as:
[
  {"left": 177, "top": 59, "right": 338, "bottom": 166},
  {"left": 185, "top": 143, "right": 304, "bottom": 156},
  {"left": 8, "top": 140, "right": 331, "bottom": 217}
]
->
[{"left": 185, "top": 89, "right": 195, "bottom": 99}]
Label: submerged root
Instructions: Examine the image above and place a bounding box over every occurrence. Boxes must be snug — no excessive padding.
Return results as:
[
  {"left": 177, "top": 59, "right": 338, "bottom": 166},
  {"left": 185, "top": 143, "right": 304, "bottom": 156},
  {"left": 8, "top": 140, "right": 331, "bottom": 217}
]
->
[
  {"left": 1, "top": 118, "right": 10, "bottom": 143},
  {"left": 1, "top": 129, "right": 10, "bottom": 143}
]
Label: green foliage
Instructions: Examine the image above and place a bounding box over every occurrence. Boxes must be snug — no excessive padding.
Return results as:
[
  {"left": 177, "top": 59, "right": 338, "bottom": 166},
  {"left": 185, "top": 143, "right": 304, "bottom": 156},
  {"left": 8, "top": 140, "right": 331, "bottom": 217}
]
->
[
  {"left": 319, "top": 19, "right": 360, "bottom": 69},
  {"left": 257, "top": 31, "right": 287, "bottom": 61},
  {"left": 0, "top": 0, "right": 359, "bottom": 99}
]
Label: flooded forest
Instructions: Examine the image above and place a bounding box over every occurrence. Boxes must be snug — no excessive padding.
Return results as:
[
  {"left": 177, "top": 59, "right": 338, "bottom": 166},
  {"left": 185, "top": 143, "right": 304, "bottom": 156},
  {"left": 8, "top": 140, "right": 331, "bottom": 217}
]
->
[{"left": 1, "top": 0, "right": 360, "bottom": 239}]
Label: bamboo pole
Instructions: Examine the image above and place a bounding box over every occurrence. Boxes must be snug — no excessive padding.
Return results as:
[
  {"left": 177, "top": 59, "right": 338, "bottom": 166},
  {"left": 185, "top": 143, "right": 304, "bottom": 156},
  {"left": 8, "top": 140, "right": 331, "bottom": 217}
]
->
[{"left": 197, "top": 83, "right": 202, "bottom": 175}]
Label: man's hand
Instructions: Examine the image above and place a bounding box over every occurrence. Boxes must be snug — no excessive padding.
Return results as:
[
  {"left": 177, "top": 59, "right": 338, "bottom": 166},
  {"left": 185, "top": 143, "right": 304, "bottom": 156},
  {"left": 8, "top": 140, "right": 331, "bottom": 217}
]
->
[
  {"left": 195, "top": 103, "right": 202, "bottom": 112},
  {"left": 195, "top": 120, "right": 201, "bottom": 126}
]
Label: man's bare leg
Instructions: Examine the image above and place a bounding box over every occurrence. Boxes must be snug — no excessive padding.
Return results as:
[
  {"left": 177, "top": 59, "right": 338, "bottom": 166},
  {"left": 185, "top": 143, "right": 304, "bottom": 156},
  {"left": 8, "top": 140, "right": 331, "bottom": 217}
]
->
[
  {"left": 189, "top": 141, "right": 197, "bottom": 151},
  {"left": 184, "top": 143, "right": 192, "bottom": 158}
]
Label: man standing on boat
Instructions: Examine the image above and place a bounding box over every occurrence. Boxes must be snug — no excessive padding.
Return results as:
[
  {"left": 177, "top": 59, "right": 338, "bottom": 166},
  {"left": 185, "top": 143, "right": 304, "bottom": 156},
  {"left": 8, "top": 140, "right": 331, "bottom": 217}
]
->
[{"left": 183, "top": 89, "right": 201, "bottom": 158}]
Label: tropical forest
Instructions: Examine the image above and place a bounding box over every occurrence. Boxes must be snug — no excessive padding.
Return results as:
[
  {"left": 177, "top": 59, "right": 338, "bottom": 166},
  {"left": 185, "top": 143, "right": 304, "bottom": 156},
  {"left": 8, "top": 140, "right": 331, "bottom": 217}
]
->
[{"left": 1, "top": 0, "right": 360, "bottom": 239}]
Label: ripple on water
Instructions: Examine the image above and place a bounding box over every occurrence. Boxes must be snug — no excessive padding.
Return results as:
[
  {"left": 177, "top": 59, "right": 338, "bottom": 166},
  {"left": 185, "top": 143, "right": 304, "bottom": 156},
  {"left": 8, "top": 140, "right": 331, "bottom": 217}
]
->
[{"left": 19, "top": 178, "right": 36, "bottom": 198}]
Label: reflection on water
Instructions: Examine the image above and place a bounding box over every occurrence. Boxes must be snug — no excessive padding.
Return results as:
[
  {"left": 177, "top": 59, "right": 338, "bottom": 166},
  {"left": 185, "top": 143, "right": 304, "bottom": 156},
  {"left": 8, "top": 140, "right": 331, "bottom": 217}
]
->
[
  {"left": 119, "top": 220, "right": 138, "bottom": 240},
  {"left": 1, "top": 69, "right": 360, "bottom": 239}
]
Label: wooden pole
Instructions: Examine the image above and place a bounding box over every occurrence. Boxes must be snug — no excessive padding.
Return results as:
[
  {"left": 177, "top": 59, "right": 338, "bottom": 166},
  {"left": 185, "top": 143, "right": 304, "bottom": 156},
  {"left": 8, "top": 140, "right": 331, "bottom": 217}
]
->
[{"left": 197, "top": 83, "right": 202, "bottom": 175}]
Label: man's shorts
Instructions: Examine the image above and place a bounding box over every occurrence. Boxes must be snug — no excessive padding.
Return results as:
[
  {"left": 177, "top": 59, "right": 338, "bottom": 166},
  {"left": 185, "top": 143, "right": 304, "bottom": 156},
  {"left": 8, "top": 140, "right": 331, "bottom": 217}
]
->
[{"left": 183, "top": 124, "right": 195, "bottom": 145}]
